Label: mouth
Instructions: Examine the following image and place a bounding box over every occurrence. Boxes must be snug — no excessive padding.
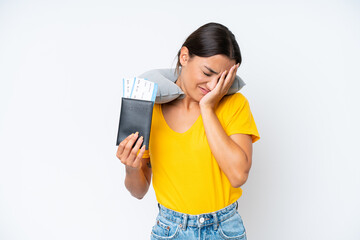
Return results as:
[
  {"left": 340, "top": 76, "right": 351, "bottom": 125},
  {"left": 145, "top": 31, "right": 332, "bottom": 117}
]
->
[{"left": 199, "top": 86, "right": 210, "bottom": 95}]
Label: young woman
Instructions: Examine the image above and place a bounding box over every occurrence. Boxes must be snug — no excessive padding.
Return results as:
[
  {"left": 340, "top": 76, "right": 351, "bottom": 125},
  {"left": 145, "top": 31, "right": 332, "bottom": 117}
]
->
[{"left": 117, "top": 22, "right": 260, "bottom": 240}]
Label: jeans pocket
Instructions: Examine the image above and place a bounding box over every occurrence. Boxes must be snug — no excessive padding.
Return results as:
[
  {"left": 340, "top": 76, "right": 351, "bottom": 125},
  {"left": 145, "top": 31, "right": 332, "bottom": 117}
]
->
[
  {"left": 151, "top": 215, "right": 180, "bottom": 240},
  {"left": 218, "top": 212, "right": 246, "bottom": 240}
]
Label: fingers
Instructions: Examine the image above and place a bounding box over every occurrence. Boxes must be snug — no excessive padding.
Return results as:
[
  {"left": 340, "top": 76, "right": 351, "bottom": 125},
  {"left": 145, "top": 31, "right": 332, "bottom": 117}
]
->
[
  {"left": 130, "top": 136, "right": 144, "bottom": 160},
  {"left": 133, "top": 145, "right": 146, "bottom": 168},
  {"left": 117, "top": 132, "right": 145, "bottom": 169},
  {"left": 211, "top": 63, "right": 240, "bottom": 96},
  {"left": 126, "top": 136, "right": 144, "bottom": 168},
  {"left": 122, "top": 132, "right": 140, "bottom": 160},
  {"left": 227, "top": 64, "right": 237, "bottom": 80},
  {"left": 223, "top": 63, "right": 239, "bottom": 90},
  {"left": 117, "top": 133, "right": 134, "bottom": 156},
  {"left": 216, "top": 70, "right": 228, "bottom": 90},
  {"left": 234, "top": 63, "right": 240, "bottom": 75}
]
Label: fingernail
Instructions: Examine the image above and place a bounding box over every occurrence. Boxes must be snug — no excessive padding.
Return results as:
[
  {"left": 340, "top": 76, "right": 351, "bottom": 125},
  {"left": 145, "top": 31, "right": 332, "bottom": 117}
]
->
[{"left": 135, "top": 132, "right": 139, "bottom": 136}]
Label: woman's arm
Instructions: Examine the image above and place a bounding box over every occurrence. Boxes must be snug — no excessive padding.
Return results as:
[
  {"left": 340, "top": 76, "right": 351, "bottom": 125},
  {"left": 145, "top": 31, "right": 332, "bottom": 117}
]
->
[
  {"left": 117, "top": 133, "right": 152, "bottom": 199},
  {"left": 124, "top": 157, "right": 152, "bottom": 199},
  {"left": 199, "top": 63, "right": 252, "bottom": 188},
  {"left": 200, "top": 106, "right": 252, "bottom": 188}
]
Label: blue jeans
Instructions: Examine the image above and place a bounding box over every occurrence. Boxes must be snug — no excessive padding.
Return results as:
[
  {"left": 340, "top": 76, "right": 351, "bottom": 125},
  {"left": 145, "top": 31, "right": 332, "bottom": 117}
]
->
[{"left": 150, "top": 201, "right": 247, "bottom": 240}]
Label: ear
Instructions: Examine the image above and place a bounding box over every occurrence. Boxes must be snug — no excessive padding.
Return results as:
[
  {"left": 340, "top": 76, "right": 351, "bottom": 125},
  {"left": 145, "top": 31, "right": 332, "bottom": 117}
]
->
[{"left": 179, "top": 46, "right": 190, "bottom": 67}]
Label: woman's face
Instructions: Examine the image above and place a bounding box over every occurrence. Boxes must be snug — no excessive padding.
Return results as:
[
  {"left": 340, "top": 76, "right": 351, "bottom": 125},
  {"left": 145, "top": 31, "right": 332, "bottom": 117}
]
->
[{"left": 178, "top": 47, "right": 236, "bottom": 102}]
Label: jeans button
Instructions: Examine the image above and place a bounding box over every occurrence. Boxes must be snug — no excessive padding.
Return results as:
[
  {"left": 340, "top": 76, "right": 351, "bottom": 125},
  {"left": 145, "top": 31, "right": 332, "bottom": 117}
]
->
[{"left": 199, "top": 217, "right": 205, "bottom": 223}]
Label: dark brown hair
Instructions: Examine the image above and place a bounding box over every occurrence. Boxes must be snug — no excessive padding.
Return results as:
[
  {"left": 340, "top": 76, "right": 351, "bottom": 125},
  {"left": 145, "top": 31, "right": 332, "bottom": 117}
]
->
[{"left": 175, "top": 22, "right": 242, "bottom": 75}]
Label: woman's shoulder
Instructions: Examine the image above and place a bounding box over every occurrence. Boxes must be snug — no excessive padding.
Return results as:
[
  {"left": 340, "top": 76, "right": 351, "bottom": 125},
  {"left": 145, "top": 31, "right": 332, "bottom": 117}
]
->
[{"left": 217, "top": 92, "right": 248, "bottom": 110}]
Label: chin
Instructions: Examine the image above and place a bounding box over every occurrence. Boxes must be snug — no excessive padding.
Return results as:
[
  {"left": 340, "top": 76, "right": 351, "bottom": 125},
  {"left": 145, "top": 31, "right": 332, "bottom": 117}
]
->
[
  {"left": 187, "top": 94, "right": 202, "bottom": 103},
  {"left": 186, "top": 88, "right": 204, "bottom": 102},
  {"left": 197, "top": 94, "right": 206, "bottom": 103}
]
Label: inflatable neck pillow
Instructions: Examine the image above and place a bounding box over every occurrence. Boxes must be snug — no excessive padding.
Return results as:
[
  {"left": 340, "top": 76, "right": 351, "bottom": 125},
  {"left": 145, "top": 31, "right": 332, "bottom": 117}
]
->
[{"left": 138, "top": 68, "right": 246, "bottom": 104}]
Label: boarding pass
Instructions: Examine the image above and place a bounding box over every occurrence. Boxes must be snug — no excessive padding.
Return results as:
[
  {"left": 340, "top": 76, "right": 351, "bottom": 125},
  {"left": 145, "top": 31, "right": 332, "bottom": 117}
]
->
[{"left": 122, "top": 77, "right": 157, "bottom": 102}]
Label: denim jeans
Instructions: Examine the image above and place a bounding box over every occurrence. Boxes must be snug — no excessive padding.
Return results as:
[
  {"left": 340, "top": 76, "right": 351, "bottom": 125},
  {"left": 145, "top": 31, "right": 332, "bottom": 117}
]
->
[{"left": 150, "top": 201, "right": 247, "bottom": 240}]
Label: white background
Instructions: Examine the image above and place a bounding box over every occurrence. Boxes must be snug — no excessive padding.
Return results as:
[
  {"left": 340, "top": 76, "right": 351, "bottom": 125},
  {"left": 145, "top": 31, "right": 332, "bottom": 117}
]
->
[{"left": 1, "top": 1, "right": 359, "bottom": 239}]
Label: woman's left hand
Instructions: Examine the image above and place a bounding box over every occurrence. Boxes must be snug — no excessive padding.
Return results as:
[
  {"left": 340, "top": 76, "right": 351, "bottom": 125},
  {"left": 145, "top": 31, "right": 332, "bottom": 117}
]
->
[{"left": 199, "top": 63, "right": 240, "bottom": 110}]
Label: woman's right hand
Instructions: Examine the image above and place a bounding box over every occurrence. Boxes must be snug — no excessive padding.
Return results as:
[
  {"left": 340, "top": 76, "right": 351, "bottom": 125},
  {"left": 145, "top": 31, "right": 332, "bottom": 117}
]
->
[{"left": 116, "top": 132, "right": 146, "bottom": 170}]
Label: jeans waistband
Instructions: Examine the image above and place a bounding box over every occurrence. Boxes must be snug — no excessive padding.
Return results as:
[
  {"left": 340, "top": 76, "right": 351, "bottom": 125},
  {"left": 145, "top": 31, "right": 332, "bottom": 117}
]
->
[{"left": 157, "top": 201, "right": 239, "bottom": 231}]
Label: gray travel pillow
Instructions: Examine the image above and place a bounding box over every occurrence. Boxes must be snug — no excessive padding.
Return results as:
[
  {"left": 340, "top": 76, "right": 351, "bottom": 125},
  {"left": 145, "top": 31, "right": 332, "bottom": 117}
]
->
[{"left": 138, "top": 68, "right": 246, "bottom": 104}]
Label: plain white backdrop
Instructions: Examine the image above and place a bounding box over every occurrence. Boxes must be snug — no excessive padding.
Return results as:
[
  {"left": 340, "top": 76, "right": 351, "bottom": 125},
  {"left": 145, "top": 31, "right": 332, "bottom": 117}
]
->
[{"left": 1, "top": 1, "right": 359, "bottom": 239}]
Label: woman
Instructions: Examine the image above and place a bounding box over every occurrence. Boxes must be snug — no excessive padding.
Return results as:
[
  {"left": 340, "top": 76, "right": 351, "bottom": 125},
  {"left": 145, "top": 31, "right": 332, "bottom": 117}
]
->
[{"left": 117, "top": 22, "right": 260, "bottom": 240}]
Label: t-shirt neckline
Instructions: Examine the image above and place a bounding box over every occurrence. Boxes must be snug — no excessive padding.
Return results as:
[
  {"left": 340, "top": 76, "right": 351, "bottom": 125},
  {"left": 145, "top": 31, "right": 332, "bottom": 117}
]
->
[{"left": 159, "top": 104, "right": 202, "bottom": 135}]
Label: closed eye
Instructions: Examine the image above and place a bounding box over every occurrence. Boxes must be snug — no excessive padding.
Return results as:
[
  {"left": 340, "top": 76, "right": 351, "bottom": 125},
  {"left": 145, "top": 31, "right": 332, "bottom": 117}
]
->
[{"left": 203, "top": 71, "right": 211, "bottom": 77}]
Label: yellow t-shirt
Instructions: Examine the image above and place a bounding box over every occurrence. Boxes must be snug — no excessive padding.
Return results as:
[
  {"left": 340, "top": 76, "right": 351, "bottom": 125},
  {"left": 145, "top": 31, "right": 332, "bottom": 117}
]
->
[{"left": 143, "top": 92, "right": 260, "bottom": 215}]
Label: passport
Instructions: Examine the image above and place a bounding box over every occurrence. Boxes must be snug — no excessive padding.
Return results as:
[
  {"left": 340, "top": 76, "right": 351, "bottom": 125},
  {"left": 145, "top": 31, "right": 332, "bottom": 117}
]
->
[{"left": 116, "top": 77, "right": 157, "bottom": 150}]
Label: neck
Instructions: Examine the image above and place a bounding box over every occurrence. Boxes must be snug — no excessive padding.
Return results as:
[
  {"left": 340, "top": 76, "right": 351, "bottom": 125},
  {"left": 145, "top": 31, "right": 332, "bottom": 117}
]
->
[{"left": 174, "top": 76, "right": 199, "bottom": 111}]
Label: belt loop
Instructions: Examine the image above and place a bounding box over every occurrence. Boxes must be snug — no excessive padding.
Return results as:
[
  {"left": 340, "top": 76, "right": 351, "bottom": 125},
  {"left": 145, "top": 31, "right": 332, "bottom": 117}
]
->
[
  {"left": 212, "top": 213, "right": 218, "bottom": 230},
  {"left": 181, "top": 214, "right": 188, "bottom": 230}
]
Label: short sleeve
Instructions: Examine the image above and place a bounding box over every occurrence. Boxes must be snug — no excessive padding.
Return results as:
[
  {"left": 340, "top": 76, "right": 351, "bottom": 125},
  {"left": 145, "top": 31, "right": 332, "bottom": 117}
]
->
[
  {"left": 142, "top": 150, "right": 150, "bottom": 158},
  {"left": 224, "top": 95, "right": 260, "bottom": 143},
  {"left": 137, "top": 149, "right": 150, "bottom": 158}
]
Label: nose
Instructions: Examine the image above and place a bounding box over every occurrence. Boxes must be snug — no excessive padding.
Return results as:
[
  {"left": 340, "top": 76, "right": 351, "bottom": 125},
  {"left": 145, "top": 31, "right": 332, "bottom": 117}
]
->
[{"left": 206, "top": 76, "right": 218, "bottom": 91}]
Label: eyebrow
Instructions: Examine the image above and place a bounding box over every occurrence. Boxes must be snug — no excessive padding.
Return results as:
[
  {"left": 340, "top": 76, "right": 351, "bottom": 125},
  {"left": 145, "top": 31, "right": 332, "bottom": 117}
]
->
[{"left": 204, "top": 66, "right": 219, "bottom": 75}]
